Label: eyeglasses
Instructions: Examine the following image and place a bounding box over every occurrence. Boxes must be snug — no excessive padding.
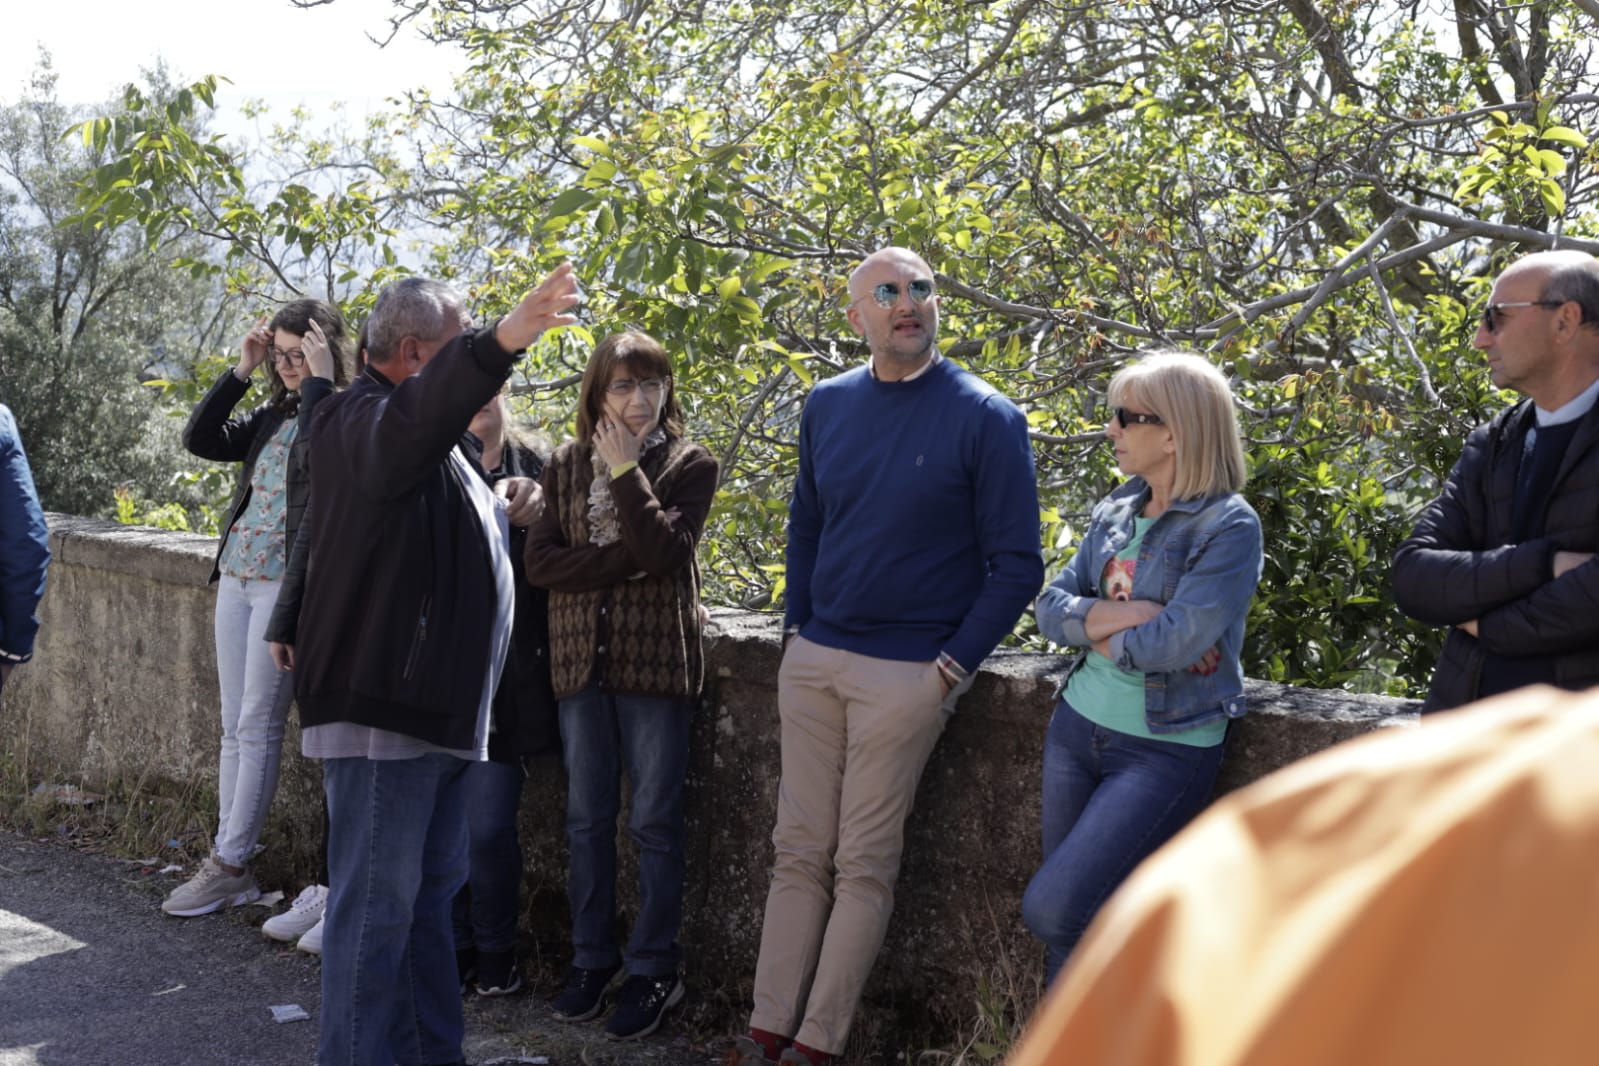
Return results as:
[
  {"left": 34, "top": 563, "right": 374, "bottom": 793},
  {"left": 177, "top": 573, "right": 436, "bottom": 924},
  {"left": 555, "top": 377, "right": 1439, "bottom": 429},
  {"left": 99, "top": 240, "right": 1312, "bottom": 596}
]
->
[
  {"left": 857, "top": 279, "right": 936, "bottom": 309},
  {"left": 1482, "top": 301, "right": 1565, "bottom": 334},
  {"left": 268, "top": 345, "right": 306, "bottom": 367},
  {"left": 1113, "top": 407, "right": 1163, "bottom": 428},
  {"left": 606, "top": 377, "right": 668, "bottom": 397}
]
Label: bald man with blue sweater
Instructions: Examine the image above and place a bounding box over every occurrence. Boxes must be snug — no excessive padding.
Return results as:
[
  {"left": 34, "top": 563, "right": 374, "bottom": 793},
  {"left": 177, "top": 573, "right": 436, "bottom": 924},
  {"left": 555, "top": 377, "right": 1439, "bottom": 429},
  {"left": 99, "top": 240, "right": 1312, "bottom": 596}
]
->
[{"left": 734, "top": 248, "right": 1045, "bottom": 1066}]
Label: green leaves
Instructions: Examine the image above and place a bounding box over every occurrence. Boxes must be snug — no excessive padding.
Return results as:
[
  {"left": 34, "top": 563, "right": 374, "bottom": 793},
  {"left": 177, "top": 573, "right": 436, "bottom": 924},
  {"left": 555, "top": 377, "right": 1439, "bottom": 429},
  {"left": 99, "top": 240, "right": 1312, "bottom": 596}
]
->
[
  {"left": 1455, "top": 106, "right": 1590, "bottom": 220},
  {"left": 56, "top": 0, "right": 1599, "bottom": 702},
  {"left": 543, "top": 187, "right": 596, "bottom": 224},
  {"left": 1540, "top": 125, "right": 1589, "bottom": 149}
]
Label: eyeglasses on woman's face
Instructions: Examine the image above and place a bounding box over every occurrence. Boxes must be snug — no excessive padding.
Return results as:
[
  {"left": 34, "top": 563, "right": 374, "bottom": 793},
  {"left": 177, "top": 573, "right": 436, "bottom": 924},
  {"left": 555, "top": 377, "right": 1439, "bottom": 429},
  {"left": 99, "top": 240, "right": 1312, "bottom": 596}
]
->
[
  {"left": 268, "top": 345, "right": 306, "bottom": 367},
  {"left": 606, "top": 377, "right": 668, "bottom": 397},
  {"left": 1112, "top": 406, "right": 1163, "bottom": 429}
]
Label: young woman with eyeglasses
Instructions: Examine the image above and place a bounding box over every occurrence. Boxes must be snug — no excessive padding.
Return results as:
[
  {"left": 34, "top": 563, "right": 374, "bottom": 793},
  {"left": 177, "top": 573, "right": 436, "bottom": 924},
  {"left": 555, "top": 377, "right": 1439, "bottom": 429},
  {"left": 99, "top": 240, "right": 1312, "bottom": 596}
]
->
[
  {"left": 169, "top": 300, "right": 352, "bottom": 919},
  {"left": 524, "top": 331, "right": 718, "bottom": 1040},
  {"left": 1023, "top": 351, "right": 1263, "bottom": 983}
]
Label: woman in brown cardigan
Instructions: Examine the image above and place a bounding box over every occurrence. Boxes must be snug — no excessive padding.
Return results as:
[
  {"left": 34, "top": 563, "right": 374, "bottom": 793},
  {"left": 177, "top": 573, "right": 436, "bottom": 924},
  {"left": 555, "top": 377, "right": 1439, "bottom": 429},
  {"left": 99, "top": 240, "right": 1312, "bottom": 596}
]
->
[{"left": 524, "top": 331, "right": 718, "bottom": 1041}]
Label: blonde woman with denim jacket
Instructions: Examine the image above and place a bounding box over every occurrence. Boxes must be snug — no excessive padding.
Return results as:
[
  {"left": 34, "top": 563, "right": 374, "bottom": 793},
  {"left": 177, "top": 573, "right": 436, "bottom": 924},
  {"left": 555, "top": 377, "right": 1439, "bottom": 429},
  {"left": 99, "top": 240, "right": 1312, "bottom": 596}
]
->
[{"left": 1025, "top": 351, "right": 1263, "bottom": 982}]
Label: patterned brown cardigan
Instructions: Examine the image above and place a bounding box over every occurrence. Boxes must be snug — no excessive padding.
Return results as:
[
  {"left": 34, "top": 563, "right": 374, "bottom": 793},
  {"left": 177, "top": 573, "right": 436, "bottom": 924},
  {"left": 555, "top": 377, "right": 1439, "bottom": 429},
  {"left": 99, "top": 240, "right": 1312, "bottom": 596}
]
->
[{"left": 524, "top": 434, "right": 719, "bottom": 701}]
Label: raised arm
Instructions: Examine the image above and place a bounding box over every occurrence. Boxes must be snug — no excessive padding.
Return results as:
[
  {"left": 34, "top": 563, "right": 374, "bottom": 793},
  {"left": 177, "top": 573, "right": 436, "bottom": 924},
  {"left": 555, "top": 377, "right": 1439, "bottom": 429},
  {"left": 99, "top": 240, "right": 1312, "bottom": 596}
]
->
[{"left": 350, "top": 267, "right": 581, "bottom": 500}]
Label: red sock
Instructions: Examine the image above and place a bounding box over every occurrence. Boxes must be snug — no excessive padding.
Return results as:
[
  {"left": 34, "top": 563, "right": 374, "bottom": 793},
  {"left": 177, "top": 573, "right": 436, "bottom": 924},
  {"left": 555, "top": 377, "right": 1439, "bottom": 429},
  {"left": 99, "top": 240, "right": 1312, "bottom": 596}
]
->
[
  {"left": 791, "top": 1041, "right": 835, "bottom": 1066},
  {"left": 746, "top": 1028, "right": 790, "bottom": 1059}
]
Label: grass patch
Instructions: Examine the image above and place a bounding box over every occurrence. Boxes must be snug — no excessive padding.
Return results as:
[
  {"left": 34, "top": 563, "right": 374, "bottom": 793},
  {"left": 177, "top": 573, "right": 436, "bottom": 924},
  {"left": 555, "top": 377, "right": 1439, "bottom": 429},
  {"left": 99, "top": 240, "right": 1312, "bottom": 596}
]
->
[{"left": 0, "top": 747, "right": 214, "bottom": 862}]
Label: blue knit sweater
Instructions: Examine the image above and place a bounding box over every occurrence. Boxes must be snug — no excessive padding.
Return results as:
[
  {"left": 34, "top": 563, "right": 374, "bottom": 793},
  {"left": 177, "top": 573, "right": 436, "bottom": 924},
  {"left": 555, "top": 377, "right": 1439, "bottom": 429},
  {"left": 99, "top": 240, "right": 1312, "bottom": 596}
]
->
[{"left": 783, "top": 358, "right": 1045, "bottom": 670}]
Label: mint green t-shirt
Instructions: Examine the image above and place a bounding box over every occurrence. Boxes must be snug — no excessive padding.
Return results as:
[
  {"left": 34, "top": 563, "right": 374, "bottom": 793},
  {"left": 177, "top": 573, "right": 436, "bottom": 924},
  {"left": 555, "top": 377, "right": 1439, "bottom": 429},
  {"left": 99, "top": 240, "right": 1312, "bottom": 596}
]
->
[{"left": 1062, "top": 516, "right": 1227, "bottom": 748}]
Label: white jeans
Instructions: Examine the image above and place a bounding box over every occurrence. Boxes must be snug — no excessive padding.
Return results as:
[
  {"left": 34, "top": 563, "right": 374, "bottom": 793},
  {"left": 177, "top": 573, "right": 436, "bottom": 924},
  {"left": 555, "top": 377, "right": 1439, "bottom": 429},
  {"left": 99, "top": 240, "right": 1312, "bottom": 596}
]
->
[{"left": 212, "top": 576, "right": 295, "bottom": 868}]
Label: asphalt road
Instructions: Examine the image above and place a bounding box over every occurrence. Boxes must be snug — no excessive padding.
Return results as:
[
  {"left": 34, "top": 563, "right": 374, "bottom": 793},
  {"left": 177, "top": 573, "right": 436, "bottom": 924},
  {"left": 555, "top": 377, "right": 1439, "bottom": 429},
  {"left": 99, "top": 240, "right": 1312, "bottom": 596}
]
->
[{"left": 0, "top": 830, "right": 718, "bottom": 1066}]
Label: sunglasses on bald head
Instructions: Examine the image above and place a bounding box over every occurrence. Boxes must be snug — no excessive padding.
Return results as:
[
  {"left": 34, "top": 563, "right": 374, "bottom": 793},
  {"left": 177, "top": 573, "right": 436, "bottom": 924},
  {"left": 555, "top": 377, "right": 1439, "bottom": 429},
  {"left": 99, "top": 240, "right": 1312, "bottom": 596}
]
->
[{"left": 857, "top": 279, "right": 936, "bottom": 309}]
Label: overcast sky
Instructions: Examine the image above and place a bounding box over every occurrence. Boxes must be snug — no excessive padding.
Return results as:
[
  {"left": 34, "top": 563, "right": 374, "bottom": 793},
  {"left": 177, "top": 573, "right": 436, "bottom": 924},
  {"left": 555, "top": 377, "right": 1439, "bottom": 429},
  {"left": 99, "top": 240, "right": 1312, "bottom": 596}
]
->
[{"left": 0, "top": 0, "right": 460, "bottom": 126}]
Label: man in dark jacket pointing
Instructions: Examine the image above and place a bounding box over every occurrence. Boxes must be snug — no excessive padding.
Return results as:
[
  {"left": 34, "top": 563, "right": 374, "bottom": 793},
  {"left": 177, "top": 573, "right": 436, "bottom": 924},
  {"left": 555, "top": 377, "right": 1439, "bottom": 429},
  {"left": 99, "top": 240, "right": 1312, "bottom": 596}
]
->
[{"left": 275, "top": 266, "right": 577, "bottom": 1066}]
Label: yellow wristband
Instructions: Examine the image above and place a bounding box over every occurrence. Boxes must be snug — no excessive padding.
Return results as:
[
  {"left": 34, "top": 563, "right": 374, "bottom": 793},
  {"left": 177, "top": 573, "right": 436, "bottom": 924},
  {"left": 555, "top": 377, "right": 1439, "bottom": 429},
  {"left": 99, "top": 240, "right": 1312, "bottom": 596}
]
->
[{"left": 609, "top": 460, "right": 639, "bottom": 479}]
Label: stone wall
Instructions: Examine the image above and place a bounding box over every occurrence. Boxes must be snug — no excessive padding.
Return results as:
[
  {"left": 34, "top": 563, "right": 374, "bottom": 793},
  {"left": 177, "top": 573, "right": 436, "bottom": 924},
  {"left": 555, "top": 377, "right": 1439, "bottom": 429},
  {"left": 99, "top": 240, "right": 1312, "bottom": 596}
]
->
[{"left": 8, "top": 514, "right": 1419, "bottom": 1033}]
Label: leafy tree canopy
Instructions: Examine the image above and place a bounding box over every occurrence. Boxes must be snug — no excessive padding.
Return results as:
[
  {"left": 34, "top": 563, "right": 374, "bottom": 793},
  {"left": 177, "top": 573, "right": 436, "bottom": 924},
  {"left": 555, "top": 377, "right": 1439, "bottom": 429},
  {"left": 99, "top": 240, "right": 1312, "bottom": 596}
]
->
[
  {"left": 75, "top": 0, "right": 1599, "bottom": 695},
  {"left": 0, "top": 59, "right": 237, "bottom": 519}
]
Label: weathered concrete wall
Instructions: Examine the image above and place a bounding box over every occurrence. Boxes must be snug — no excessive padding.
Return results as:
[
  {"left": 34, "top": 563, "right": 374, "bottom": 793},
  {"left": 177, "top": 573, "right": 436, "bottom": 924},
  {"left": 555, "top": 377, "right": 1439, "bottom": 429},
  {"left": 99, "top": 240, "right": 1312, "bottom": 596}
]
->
[{"left": 9, "top": 514, "right": 1419, "bottom": 1033}]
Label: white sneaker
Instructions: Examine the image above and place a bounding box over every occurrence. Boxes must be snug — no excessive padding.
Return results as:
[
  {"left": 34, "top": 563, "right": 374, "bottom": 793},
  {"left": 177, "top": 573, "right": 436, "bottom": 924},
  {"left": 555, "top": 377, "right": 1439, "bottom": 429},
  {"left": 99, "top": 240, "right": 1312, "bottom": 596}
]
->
[
  {"left": 296, "top": 915, "right": 325, "bottom": 955},
  {"left": 161, "top": 855, "right": 261, "bottom": 917},
  {"left": 262, "top": 884, "right": 328, "bottom": 942}
]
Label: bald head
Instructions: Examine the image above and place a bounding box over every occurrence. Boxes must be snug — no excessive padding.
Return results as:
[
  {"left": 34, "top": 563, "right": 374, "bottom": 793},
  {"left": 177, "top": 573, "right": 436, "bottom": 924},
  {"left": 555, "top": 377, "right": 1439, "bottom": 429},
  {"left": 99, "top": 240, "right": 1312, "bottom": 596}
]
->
[
  {"left": 1478, "top": 250, "right": 1599, "bottom": 407},
  {"left": 1502, "top": 251, "right": 1599, "bottom": 332},
  {"left": 848, "top": 247, "right": 935, "bottom": 305},
  {"left": 845, "top": 247, "right": 941, "bottom": 379}
]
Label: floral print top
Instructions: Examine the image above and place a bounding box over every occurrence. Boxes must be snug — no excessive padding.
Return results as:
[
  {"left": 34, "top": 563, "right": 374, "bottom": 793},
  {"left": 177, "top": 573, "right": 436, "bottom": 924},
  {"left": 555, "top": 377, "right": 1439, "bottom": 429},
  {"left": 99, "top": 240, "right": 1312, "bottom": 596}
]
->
[{"left": 218, "top": 418, "right": 299, "bottom": 582}]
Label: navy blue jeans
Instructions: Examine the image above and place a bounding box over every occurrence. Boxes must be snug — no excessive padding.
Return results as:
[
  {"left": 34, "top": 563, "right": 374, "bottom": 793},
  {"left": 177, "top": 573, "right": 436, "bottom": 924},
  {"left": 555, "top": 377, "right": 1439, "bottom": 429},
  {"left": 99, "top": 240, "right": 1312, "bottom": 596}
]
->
[
  {"left": 1021, "top": 701, "right": 1224, "bottom": 982},
  {"left": 451, "top": 758, "right": 526, "bottom": 955},
  {"left": 559, "top": 685, "right": 693, "bottom": 977},
  {"left": 319, "top": 753, "right": 470, "bottom": 1066}
]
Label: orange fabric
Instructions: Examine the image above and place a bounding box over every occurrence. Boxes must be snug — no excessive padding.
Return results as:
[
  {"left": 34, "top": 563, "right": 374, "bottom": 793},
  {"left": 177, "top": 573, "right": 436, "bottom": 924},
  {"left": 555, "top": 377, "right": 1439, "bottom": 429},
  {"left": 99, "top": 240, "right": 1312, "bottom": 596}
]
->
[{"left": 1009, "top": 685, "right": 1599, "bottom": 1066}]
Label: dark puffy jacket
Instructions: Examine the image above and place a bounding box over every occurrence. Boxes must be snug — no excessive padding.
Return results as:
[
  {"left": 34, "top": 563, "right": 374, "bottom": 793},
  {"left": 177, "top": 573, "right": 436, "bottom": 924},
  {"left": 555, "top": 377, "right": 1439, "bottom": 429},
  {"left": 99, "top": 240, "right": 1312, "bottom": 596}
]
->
[
  {"left": 183, "top": 370, "right": 333, "bottom": 583},
  {"left": 1392, "top": 397, "right": 1599, "bottom": 711}
]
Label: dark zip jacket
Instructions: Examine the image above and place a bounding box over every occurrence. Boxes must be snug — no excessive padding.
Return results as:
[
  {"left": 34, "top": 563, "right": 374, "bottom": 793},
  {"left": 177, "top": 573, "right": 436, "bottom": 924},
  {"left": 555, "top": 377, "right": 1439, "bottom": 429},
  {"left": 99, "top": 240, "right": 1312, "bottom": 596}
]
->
[{"left": 268, "top": 328, "right": 516, "bottom": 749}]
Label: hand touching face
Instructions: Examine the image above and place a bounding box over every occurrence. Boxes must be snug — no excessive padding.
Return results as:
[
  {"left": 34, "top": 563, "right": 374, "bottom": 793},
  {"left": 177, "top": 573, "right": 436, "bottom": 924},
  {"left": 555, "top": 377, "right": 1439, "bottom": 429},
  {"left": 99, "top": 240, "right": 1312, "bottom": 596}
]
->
[{"left": 593, "top": 369, "right": 667, "bottom": 469}]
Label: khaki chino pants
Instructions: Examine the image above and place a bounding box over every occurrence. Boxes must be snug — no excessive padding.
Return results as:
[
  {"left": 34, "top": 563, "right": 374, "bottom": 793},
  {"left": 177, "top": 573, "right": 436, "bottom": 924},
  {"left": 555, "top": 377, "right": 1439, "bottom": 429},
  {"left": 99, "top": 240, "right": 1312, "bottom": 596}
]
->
[{"left": 749, "top": 636, "right": 962, "bottom": 1053}]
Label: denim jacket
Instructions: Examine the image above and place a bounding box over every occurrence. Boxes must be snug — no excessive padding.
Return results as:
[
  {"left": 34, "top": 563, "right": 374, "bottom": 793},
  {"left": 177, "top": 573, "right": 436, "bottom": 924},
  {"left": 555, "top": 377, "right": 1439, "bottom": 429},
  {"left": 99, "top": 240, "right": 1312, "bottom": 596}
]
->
[{"left": 1036, "top": 477, "right": 1263, "bottom": 733}]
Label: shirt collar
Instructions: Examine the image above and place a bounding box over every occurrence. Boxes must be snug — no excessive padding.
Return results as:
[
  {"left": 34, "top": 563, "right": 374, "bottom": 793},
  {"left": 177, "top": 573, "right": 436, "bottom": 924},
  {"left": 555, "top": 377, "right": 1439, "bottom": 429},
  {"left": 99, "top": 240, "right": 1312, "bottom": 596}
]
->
[
  {"left": 1535, "top": 374, "right": 1599, "bottom": 427},
  {"left": 868, "top": 350, "right": 943, "bottom": 382}
]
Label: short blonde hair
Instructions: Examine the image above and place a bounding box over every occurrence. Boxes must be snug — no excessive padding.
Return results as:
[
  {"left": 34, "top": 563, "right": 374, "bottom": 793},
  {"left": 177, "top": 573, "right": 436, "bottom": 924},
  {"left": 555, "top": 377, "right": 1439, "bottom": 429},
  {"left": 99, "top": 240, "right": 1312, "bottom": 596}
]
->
[{"left": 1107, "top": 351, "right": 1247, "bottom": 500}]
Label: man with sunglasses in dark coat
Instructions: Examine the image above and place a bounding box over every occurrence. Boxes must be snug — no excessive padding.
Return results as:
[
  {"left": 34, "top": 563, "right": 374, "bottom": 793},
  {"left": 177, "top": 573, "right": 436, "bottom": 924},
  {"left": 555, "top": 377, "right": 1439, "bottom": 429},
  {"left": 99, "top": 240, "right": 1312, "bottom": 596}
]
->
[
  {"left": 732, "top": 247, "right": 1044, "bottom": 1066},
  {"left": 1394, "top": 250, "right": 1599, "bottom": 712}
]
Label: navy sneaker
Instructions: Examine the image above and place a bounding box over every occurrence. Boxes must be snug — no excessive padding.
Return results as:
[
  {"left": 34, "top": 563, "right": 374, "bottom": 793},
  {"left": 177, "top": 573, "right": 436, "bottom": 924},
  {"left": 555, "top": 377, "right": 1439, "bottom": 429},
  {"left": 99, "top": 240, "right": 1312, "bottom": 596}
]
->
[
  {"left": 604, "top": 972, "right": 685, "bottom": 1040},
  {"left": 549, "top": 961, "right": 622, "bottom": 1021}
]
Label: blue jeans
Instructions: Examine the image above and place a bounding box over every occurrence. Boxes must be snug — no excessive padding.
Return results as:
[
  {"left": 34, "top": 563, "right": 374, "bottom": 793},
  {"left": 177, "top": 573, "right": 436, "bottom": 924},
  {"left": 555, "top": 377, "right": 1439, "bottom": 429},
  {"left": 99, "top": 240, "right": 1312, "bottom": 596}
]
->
[
  {"left": 559, "top": 685, "right": 692, "bottom": 977},
  {"left": 319, "top": 753, "right": 470, "bottom": 1066},
  {"left": 451, "top": 757, "right": 526, "bottom": 954},
  {"left": 1021, "top": 701, "right": 1224, "bottom": 982}
]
